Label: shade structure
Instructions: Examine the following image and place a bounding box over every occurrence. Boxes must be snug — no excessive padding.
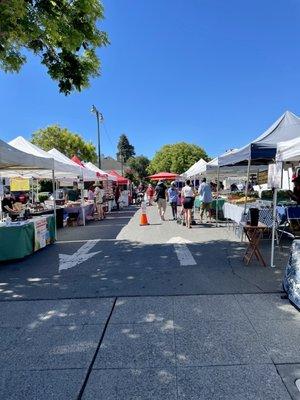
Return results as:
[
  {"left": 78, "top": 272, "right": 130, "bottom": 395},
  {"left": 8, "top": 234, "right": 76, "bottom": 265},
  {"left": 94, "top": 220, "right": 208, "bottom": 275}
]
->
[
  {"left": 71, "top": 155, "right": 85, "bottom": 167},
  {"left": 148, "top": 172, "right": 179, "bottom": 181},
  {"left": 108, "top": 170, "right": 129, "bottom": 185},
  {"left": 47, "top": 149, "right": 97, "bottom": 181},
  {"left": 219, "top": 111, "right": 300, "bottom": 166},
  {"left": 84, "top": 162, "right": 117, "bottom": 181},
  {"left": 183, "top": 159, "right": 207, "bottom": 178},
  {"left": 0, "top": 139, "right": 53, "bottom": 171},
  {"left": 276, "top": 137, "right": 300, "bottom": 162},
  {"left": 8, "top": 136, "right": 80, "bottom": 179}
]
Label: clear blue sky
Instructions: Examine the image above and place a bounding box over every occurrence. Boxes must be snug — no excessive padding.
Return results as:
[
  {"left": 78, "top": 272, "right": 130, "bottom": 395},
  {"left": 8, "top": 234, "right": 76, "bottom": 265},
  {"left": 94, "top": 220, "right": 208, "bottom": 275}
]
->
[{"left": 1, "top": 0, "right": 300, "bottom": 159}]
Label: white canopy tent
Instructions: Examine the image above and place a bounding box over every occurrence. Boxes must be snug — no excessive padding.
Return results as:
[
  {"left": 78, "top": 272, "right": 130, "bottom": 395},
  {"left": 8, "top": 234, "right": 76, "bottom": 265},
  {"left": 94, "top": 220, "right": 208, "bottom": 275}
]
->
[
  {"left": 0, "top": 138, "right": 53, "bottom": 171},
  {"left": 84, "top": 162, "right": 117, "bottom": 182},
  {"left": 218, "top": 111, "right": 300, "bottom": 167},
  {"left": 277, "top": 137, "right": 300, "bottom": 163},
  {"left": 218, "top": 111, "right": 300, "bottom": 268},
  {"left": 0, "top": 138, "right": 57, "bottom": 238},
  {"left": 47, "top": 148, "right": 97, "bottom": 181},
  {"left": 183, "top": 159, "right": 207, "bottom": 178},
  {"left": 8, "top": 137, "right": 81, "bottom": 179}
]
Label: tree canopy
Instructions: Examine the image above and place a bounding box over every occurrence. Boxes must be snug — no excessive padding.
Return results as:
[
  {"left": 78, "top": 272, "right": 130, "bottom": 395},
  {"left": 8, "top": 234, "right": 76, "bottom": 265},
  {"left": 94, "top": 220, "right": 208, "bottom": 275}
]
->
[
  {"left": 31, "top": 124, "right": 97, "bottom": 162},
  {"left": 0, "top": 0, "right": 109, "bottom": 95},
  {"left": 116, "top": 134, "right": 135, "bottom": 163},
  {"left": 126, "top": 155, "right": 150, "bottom": 184},
  {"left": 148, "top": 142, "right": 209, "bottom": 175}
]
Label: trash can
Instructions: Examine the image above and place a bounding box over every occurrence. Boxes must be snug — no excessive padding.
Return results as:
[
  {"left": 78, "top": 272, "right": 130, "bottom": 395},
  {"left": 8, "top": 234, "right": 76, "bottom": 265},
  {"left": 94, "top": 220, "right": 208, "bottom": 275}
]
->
[{"left": 249, "top": 208, "right": 259, "bottom": 226}]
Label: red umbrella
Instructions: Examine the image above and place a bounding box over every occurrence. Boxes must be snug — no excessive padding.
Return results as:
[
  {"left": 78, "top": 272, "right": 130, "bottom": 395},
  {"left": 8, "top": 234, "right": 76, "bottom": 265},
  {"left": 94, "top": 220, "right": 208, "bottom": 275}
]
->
[{"left": 148, "top": 172, "right": 178, "bottom": 181}]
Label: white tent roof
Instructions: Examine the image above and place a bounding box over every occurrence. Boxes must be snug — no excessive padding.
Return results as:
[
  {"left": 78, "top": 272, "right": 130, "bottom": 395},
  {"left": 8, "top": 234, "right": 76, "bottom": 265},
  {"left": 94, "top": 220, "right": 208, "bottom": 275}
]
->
[
  {"left": 0, "top": 138, "right": 53, "bottom": 170},
  {"left": 84, "top": 162, "right": 117, "bottom": 181},
  {"left": 195, "top": 150, "right": 265, "bottom": 178},
  {"left": 9, "top": 137, "right": 80, "bottom": 178},
  {"left": 218, "top": 111, "right": 300, "bottom": 166},
  {"left": 48, "top": 148, "right": 97, "bottom": 181},
  {"left": 183, "top": 159, "right": 207, "bottom": 178},
  {"left": 277, "top": 137, "right": 300, "bottom": 162}
]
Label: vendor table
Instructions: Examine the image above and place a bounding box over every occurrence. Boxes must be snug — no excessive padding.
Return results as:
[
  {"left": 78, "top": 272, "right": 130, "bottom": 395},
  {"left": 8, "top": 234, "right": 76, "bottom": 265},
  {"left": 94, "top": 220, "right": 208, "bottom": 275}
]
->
[
  {"left": 223, "top": 203, "right": 273, "bottom": 227},
  {"left": 195, "top": 197, "right": 226, "bottom": 210},
  {"left": 242, "top": 222, "right": 267, "bottom": 267},
  {"left": 64, "top": 202, "right": 95, "bottom": 225},
  {"left": 0, "top": 215, "right": 55, "bottom": 262},
  {"left": 223, "top": 203, "right": 246, "bottom": 224}
]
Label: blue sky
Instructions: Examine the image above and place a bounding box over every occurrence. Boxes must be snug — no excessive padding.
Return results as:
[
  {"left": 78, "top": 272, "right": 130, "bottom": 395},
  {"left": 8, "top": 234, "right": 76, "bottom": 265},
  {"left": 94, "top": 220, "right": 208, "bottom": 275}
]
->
[{"left": 1, "top": 0, "right": 300, "bottom": 159}]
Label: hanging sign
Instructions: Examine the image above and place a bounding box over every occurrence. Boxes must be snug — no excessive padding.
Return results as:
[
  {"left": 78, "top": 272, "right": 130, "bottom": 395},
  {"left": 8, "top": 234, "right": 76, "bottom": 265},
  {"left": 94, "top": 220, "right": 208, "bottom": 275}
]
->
[
  {"left": 10, "top": 178, "right": 30, "bottom": 191},
  {"left": 268, "top": 162, "right": 282, "bottom": 189}
]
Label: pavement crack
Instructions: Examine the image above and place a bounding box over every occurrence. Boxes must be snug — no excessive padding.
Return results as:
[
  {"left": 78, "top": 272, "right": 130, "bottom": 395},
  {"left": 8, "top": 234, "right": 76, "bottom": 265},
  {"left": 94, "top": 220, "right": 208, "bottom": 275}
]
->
[
  {"left": 274, "top": 364, "right": 294, "bottom": 400},
  {"left": 76, "top": 297, "right": 118, "bottom": 400}
]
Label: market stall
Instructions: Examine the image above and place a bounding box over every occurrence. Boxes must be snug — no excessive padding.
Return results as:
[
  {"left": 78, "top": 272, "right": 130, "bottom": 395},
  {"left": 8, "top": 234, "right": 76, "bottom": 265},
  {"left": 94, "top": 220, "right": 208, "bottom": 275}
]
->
[
  {"left": 218, "top": 110, "right": 300, "bottom": 267},
  {"left": 0, "top": 139, "right": 56, "bottom": 261},
  {"left": 0, "top": 215, "right": 55, "bottom": 261}
]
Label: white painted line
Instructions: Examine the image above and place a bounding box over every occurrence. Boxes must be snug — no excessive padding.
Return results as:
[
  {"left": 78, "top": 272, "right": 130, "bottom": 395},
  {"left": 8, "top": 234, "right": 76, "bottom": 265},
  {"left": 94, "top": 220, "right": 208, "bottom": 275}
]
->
[
  {"left": 173, "top": 244, "right": 197, "bottom": 266},
  {"left": 59, "top": 239, "right": 101, "bottom": 272},
  {"left": 57, "top": 239, "right": 119, "bottom": 244}
]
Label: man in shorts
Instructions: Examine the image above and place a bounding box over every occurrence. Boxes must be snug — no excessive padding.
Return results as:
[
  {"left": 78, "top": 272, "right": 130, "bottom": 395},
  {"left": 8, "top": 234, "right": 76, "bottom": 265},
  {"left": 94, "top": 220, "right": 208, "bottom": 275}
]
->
[
  {"left": 155, "top": 180, "right": 168, "bottom": 221},
  {"left": 198, "top": 177, "right": 212, "bottom": 222}
]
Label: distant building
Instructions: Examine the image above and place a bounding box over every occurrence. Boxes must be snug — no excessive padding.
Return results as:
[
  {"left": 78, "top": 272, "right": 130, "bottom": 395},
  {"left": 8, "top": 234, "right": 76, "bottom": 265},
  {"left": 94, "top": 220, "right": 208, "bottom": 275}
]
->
[{"left": 100, "top": 156, "right": 127, "bottom": 175}]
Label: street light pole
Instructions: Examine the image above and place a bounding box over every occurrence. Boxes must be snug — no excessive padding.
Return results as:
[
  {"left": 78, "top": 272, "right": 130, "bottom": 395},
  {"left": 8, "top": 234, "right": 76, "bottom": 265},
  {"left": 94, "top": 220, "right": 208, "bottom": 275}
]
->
[{"left": 91, "top": 105, "right": 103, "bottom": 169}]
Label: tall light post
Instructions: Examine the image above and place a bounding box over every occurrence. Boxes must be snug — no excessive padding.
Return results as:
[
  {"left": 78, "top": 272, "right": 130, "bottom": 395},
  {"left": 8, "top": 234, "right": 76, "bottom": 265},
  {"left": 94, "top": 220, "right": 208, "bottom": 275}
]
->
[{"left": 91, "top": 105, "right": 103, "bottom": 169}]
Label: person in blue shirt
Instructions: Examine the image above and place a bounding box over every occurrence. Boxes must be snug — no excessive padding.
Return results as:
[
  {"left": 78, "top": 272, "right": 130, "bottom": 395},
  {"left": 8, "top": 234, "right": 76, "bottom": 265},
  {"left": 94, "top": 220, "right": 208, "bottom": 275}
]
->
[
  {"left": 198, "top": 177, "right": 213, "bottom": 222},
  {"left": 167, "top": 181, "right": 179, "bottom": 220}
]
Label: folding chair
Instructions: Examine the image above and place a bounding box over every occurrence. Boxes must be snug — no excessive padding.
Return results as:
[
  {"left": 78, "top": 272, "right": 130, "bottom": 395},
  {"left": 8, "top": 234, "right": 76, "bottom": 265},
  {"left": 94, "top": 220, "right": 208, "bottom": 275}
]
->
[{"left": 277, "top": 205, "right": 300, "bottom": 243}]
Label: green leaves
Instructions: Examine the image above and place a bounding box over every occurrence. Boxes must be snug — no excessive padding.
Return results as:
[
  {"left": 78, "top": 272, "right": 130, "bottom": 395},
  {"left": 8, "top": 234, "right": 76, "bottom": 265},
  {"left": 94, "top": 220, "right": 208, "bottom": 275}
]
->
[
  {"left": 31, "top": 124, "right": 97, "bottom": 163},
  {"left": 117, "top": 134, "right": 135, "bottom": 163},
  {"left": 0, "top": 0, "right": 109, "bottom": 94},
  {"left": 148, "top": 142, "right": 209, "bottom": 175}
]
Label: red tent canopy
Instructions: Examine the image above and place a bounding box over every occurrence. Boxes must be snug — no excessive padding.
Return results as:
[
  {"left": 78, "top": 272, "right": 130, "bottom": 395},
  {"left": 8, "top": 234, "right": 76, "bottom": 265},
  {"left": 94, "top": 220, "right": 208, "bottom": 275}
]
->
[
  {"left": 148, "top": 172, "right": 178, "bottom": 181},
  {"left": 108, "top": 170, "right": 129, "bottom": 185},
  {"left": 71, "top": 155, "right": 85, "bottom": 167}
]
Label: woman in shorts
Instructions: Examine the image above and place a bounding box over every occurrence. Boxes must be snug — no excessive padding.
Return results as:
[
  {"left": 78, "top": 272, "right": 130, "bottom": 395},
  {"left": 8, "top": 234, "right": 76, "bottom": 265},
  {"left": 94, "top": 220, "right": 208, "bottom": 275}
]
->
[{"left": 182, "top": 179, "right": 195, "bottom": 228}]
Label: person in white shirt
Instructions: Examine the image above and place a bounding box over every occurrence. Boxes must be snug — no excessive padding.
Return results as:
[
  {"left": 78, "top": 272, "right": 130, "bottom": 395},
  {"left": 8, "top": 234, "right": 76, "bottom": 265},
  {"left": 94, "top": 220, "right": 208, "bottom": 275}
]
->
[
  {"left": 94, "top": 183, "right": 105, "bottom": 220},
  {"left": 198, "top": 177, "right": 213, "bottom": 223},
  {"left": 182, "top": 179, "right": 195, "bottom": 228}
]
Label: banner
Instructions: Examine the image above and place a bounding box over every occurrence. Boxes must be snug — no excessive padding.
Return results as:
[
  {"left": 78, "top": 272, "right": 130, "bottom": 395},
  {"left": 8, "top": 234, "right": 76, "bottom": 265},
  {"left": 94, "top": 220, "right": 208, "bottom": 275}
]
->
[
  {"left": 10, "top": 178, "right": 30, "bottom": 192},
  {"left": 268, "top": 162, "right": 282, "bottom": 189},
  {"left": 33, "top": 218, "right": 48, "bottom": 251}
]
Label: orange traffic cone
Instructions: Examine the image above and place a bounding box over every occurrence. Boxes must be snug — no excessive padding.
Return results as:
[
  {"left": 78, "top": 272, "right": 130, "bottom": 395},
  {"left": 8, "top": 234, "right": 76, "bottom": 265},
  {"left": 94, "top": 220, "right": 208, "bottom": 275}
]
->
[{"left": 140, "top": 202, "right": 149, "bottom": 226}]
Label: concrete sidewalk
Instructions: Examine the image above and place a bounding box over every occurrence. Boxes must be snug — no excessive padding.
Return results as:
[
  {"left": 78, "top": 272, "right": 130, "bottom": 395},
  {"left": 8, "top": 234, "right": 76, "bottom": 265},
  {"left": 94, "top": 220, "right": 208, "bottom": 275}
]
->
[{"left": 0, "top": 205, "right": 299, "bottom": 399}]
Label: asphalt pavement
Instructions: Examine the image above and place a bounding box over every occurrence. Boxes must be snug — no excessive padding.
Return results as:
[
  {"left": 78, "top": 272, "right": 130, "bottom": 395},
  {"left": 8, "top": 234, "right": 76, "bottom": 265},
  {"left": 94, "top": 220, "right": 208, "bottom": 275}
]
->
[{"left": 0, "top": 205, "right": 299, "bottom": 399}]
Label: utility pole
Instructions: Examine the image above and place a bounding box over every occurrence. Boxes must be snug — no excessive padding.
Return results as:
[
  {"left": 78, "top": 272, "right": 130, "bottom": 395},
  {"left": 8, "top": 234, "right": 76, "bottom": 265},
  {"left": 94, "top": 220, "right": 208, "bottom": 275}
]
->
[{"left": 91, "top": 105, "right": 103, "bottom": 169}]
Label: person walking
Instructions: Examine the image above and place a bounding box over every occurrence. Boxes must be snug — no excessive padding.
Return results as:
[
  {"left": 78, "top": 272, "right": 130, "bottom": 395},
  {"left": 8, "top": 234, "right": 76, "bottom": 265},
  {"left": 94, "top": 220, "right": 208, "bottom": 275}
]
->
[
  {"left": 146, "top": 184, "right": 155, "bottom": 205},
  {"left": 167, "top": 181, "right": 178, "bottom": 220},
  {"left": 198, "top": 177, "right": 213, "bottom": 223},
  {"left": 114, "top": 185, "right": 120, "bottom": 211},
  {"left": 155, "top": 179, "right": 168, "bottom": 221},
  {"left": 94, "top": 184, "right": 104, "bottom": 220},
  {"left": 182, "top": 179, "right": 195, "bottom": 228}
]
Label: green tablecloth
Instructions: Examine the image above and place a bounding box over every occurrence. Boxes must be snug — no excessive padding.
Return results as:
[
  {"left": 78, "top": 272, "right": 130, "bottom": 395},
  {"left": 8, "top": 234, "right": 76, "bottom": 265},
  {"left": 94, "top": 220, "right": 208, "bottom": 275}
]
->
[
  {"left": 0, "top": 216, "right": 55, "bottom": 262},
  {"left": 194, "top": 198, "right": 226, "bottom": 210}
]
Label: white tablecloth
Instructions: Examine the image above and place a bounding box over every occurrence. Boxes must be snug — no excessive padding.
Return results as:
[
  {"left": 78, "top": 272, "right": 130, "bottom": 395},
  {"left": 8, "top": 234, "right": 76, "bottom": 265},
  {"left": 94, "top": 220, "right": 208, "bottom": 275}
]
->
[{"left": 223, "top": 203, "right": 247, "bottom": 224}]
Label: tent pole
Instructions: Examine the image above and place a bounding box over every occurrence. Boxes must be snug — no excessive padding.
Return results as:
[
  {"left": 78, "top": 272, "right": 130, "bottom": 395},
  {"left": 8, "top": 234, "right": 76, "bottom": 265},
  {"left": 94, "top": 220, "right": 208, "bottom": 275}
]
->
[
  {"left": 31, "top": 178, "right": 34, "bottom": 205},
  {"left": 52, "top": 169, "right": 57, "bottom": 241},
  {"left": 216, "top": 166, "right": 220, "bottom": 227},
  {"left": 270, "top": 187, "right": 278, "bottom": 268},
  {"left": 81, "top": 172, "right": 85, "bottom": 226},
  {"left": 244, "top": 157, "right": 251, "bottom": 214}
]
